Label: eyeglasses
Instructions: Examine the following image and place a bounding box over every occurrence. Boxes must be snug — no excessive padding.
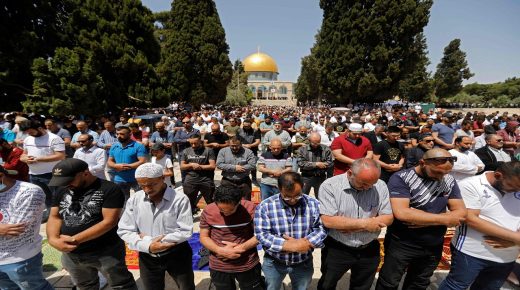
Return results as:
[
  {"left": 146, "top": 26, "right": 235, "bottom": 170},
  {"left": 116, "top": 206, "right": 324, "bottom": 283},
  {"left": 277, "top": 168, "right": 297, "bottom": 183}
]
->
[
  {"left": 182, "top": 122, "right": 190, "bottom": 124},
  {"left": 422, "top": 139, "right": 435, "bottom": 143},
  {"left": 496, "top": 139, "right": 504, "bottom": 142},
  {"left": 424, "top": 156, "right": 458, "bottom": 164},
  {"left": 282, "top": 195, "right": 303, "bottom": 202}
]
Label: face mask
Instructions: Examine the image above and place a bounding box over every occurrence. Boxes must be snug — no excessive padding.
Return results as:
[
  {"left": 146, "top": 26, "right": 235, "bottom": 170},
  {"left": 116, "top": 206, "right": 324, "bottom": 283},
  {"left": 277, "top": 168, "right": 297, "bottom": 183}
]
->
[{"left": 0, "top": 177, "right": 6, "bottom": 191}]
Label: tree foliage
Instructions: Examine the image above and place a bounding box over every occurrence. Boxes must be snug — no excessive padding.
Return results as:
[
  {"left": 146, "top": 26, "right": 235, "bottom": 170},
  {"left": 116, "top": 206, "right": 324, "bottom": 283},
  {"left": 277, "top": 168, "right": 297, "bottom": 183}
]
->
[
  {"left": 156, "top": 0, "right": 232, "bottom": 107},
  {"left": 398, "top": 33, "right": 433, "bottom": 101},
  {"left": 434, "top": 38, "right": 474, "bottom": 99},
  {"left": 223, "top": 60, "right": 252, "bottom": 106},
  {"left": 295, "top": 53, "right": 321, "bottom": 103},
  {"left": 0, "top": 0, "right": 70, "bottom": 111},
  {"left": 24, "top": 0, "right": 161, "bottom": 115},
  {"left": 314, "top": 0, "right": 433, "bottom": 104}
]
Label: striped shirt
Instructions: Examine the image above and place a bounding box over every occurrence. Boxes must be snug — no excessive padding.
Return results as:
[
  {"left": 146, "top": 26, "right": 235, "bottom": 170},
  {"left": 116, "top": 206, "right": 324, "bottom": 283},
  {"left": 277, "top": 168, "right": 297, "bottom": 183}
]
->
[
  {"left": 257, "top": 151, "right": 292, "bottom": 186},
  {"left": 254, "top": 194, "right": 327, "bottom": 265},
  {"left": 318, "top": 175, "right": 393, "bottom": 247},
  {"left": 200, "top": 200, "right": 259, "bottom": 272},
  {"left": 97, "top": 130, "right": 117, "bottom": 150}
]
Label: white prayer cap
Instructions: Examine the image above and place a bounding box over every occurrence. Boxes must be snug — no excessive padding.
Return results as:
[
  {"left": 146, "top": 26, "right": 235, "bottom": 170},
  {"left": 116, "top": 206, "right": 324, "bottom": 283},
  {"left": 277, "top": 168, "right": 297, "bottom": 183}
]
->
[
  {"left": 135, "top": 163, "right": 164, "bottom": 179},
  {"left": 348, "top": 123, "right": 363, "bottom": 133}
]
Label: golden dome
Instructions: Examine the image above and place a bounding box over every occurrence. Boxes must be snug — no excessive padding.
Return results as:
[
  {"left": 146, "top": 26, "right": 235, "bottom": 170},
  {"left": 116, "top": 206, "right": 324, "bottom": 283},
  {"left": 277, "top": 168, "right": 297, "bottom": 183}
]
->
[{"left": 243, "top": 52, "right": 279, "bottom": 73}]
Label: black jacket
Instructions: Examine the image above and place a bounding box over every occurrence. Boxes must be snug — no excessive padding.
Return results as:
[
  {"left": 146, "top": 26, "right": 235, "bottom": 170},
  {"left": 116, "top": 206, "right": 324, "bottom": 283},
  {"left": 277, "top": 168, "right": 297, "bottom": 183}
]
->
[{"left": 474, "top": 146, "right": 500, "bottom": 172}]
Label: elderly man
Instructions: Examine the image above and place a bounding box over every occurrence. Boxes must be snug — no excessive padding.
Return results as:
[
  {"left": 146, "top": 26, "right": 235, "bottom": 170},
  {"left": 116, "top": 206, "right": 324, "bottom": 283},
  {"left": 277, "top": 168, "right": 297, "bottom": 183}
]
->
[
  {"left": 97, "top": 121, "right": 118, "bottom": 152},
  {"left": 439, "top": 161, "right": 520, "bottom": 290},
  {"left": 331, "top": 123, "right": 373, "bottom": 176},
  {"left": 262, "top": 121, "right": 292, "bottom": 153},
  {"left": 291, "top": 126, "right": 310, "bottom": 172},
  {"left": 70, "top": 121, "right": 99, "bottom": 150},
  {"left": 255, "top": 172, "right": 327, "bottom": 290},
  {"left": 375, "top": 148, "right": 467, "bottom": 290},
  {"left": 0, "top": 166, "right": 52, "bottom": 290},
  {"left": 475, "top": 134, "right": 512, "bottom": 172},
  {"left": 149, "top": 121, "right": 174, "bottom": 154},
  {"left": 449, "top": 136, "right": 485, "bottom": 181},
  {"left": 118, "top": 163, "right": 194, "bottom": 290},
  {"left": 298, "top": 132, "right": 333, "bottom": 199},
  {"left": 73, "top": 134, "right": 107, "bottom": 180},
  {"left": 216, "top": 137, "right": 256, "bottom": 200},
  {"left": 47, "top": 159, "right": 137, "bottom": 290},
  {"left": 318, "top": 158, "right": 393, "bottom": 290},
  {"left": 258, "top": 139, "right": 293, "bottom": 200},
  {"left": 199, "top": 186, "right": 262, "bottom": 290}
]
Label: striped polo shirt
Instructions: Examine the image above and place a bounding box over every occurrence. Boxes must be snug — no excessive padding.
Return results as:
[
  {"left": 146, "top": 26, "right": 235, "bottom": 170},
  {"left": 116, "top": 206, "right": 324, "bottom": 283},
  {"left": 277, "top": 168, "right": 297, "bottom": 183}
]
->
[
  {"left": 257, "top": 151, "right": 292, "bottom": 186},
  {"left": 318, "top": 174, "right": 393, "bottom": 247},
  {"left": 199, "top": 200, "right": 259, "bottom": 272}
]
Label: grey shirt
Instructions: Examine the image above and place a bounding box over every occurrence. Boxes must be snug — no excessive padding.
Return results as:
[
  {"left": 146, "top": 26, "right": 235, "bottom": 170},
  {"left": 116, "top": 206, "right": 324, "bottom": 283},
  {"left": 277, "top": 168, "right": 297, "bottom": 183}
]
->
[
  {"left": 216, "top": 147, "right": 256, "bottom": 181},
  {"left": 263, "top": 130, "right": 292, "bottom": 148},
  {"left": 117, "top": 186, "right": 193, "bottom": 253},
  {"left": 318, "top": 174, "right": 392, "bottom": 247}
]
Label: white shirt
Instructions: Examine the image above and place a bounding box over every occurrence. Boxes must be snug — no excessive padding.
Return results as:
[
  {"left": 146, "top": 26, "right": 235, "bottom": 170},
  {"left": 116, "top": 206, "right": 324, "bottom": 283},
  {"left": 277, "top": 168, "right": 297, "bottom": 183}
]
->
[
  {"left": 193, "top": 123, "right": 209, "bottom": 135},
  {"left": 474, "top": 134, "right": 487, "bottom": 150},
  {"left": 151, "top": 156, "right": 174, "bottom": 187},
  {"left": 488, "top": 146, "right": 512, "bottom": 162},
  {"left": 449, "top": 149, "right": 485, "bottom": 181},
  {"left": 312, "top": 123, "right": 326, "bottom": 134},
  {"left": 363, "top": 122, "right": 376, "bottom": 132},
  {"left": 117, "top": 186, "right": 193, "bottom": 253},
  {"left": 0, "top": 181, "right": 45, "bottom": 265},
  {"left": 73, "top": 146, "right": 107, "bottom": 179},
  {"left": 452, "top": 174, "right": 520, "bottom": 263},
  {"left": 23, "top": 132, "right": 65, "bottom": 174},
  {"left": 320, "top": 131, "right": 339, "bottom": 147}
]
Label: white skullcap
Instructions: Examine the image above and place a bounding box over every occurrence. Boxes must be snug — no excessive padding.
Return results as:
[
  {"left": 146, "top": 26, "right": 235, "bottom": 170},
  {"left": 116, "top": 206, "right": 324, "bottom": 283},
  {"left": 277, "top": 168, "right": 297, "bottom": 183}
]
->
[
  {"left": 135, "top": 163, "right": 164, "bottom": 179},
  {"left": 348, "top": 123, "right": 363, "bottom": 133}
]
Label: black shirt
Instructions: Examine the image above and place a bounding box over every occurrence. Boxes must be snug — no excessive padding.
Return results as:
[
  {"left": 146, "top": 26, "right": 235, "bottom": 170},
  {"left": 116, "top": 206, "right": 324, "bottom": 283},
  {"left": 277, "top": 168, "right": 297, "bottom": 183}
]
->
[
  {"left": 52, "top": 179, "right": 124, "bottom": 253},
  {"left": 373, "top": 140, "right": 404, "bottom": 182},
  {"left": 237, "top": 128, "right": 261, "bottom": 154},
  {"left": 181, "top": 146, "right": 216, "bottom": 183},
  {"left": 205, "top": 132, "right": 229, "bottom": 157}
]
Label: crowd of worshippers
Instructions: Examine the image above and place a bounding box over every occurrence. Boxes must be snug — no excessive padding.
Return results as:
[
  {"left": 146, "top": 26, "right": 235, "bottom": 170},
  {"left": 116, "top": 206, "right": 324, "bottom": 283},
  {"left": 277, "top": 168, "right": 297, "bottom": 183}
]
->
[{"left": 0, "top": 105, "right": 520, "bottom": 290}]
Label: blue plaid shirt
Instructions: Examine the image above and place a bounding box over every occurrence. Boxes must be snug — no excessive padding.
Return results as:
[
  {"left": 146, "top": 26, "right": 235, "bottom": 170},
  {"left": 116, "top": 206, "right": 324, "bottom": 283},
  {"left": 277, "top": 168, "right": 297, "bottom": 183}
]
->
[{"left": 254, "top": 194, "right": 327, "bottom": 265}]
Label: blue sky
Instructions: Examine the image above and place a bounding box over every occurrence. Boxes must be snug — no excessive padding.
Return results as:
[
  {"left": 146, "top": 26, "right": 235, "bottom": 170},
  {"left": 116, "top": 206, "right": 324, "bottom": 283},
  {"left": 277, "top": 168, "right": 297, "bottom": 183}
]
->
[{"left": 142, "top": 0, "right": 520, "bottom": 84}]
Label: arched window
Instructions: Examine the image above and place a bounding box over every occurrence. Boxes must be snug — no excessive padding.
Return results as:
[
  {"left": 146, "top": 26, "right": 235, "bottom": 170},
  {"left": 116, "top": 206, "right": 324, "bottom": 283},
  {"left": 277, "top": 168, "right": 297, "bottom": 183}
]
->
[
  {"left": 279, "top": 86, "right": 287, "bottom": 95},
  {"left": 257, "top": 85, "right": 266, "bottom": 99}
]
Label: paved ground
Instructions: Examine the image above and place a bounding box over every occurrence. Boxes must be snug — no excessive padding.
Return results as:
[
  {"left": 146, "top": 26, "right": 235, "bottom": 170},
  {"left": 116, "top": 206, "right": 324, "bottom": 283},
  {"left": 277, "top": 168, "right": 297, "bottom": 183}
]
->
[{"left": 41, "top": 160, "right": 519, "bottom": 289}]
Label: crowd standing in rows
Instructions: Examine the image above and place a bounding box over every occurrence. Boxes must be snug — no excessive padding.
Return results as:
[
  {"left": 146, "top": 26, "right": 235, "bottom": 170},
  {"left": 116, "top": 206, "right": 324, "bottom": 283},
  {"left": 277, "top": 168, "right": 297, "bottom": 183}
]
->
[{"left": 0, "top": 103, "right": 520, "bottom": 290}]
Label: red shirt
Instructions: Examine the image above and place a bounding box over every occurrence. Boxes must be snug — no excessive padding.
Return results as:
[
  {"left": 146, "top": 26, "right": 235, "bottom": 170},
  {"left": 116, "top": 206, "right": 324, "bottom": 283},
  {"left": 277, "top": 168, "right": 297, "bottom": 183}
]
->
[
  {"left": 330, "top": 135, "right": 373, "bottom": 175},
  {"left": 199, "top": 200, "right": 259, "bottom": 272},
  {"left": 0, "top": 147, "right": 29, "bottom": 181}
]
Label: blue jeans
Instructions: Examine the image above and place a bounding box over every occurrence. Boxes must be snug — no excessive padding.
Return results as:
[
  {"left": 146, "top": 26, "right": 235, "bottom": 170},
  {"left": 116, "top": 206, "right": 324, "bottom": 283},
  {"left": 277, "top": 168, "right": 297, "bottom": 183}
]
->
[
  {"left": 262, "top": 255, "right": 313, "bottom": 290},
  {"left": 438, "top": 245, "right": 515, "bottom": 290},
  {"left": 260, "top": 184, "right": 280, "bottom": 201},
  {"left": 0, "top": 252, "right": 53, "bottom": 290}
]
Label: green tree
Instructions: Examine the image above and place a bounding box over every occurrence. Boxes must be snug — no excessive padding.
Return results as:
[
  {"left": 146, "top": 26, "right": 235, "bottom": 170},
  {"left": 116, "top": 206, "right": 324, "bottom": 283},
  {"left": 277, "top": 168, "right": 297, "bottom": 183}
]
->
[
  {"left": 398, "top": 33, "right": 433, "bottom": 101},
  {"left": 223, "top": 60, "right": 252, "bottom": 106},
  {"left": 156, "top": 0, "right": 232, "bottom": 107},
  {"left": 295, "top": 53, "right": 321, "bottom": 103},
  {"left": 314, "top": 0, "right": 433, "bottom": 103},
  {"left": 0, "top": 0, "right": 70, "bottom": 111},
  {"left": 434, "top": 38, "right": 474, "bottom": 98},
  {"left": 24, "top": 0, "right": 161, "bottom": 115}
]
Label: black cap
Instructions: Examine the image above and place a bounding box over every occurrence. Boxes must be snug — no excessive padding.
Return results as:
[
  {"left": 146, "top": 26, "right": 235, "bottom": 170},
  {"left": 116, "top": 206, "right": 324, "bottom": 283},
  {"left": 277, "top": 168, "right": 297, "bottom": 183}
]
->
[{"left": 48, "top": 158, "right": 89, "bottom": 187}]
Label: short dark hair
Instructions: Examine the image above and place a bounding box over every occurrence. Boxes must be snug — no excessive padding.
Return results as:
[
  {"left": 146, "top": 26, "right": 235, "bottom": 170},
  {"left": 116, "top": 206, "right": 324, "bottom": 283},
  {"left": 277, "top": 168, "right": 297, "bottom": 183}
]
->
[
  {"left": 189, "top": 134, "right": 201, "bottom": 140},
  {"left": 214, "top": 186, "right": 243, "bottom": 205},
  {"left": 277, "top": 172, "right": 303, "bottom": 192},
  {"left": 19, "top": 119, "right": 42, "bottom": 131},
  {"left": 387, "top": 126, "right": 401, "bottom": 133},
  {"left": 229, "top": 136, "right": 240, "bottom": 143},
  {"left": 496, "top": 161, "right": 520, "bottom": 179},
  {"left": 454, "top": 136, "right": 469, "bottom": 144},
  {"left": 117, "top": 125, "right": 131, "bottom": 132},
  {"left": 128, "top": 123, "right": 138, "bottom": 129}
]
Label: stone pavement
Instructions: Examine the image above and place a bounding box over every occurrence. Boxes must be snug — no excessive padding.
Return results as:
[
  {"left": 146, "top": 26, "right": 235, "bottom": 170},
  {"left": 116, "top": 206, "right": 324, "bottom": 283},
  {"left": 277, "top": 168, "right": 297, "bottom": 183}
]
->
[{"left": 41, "top": 162, "right": 519, "bottom": 289}]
